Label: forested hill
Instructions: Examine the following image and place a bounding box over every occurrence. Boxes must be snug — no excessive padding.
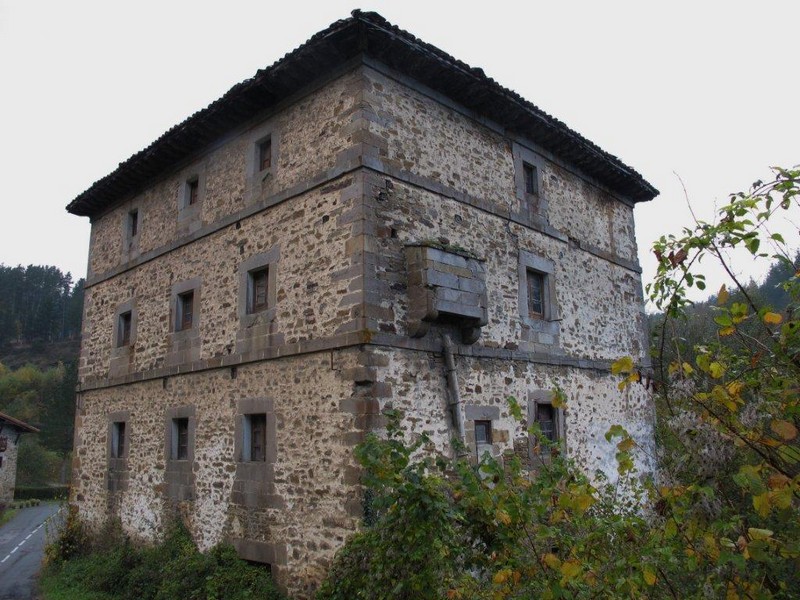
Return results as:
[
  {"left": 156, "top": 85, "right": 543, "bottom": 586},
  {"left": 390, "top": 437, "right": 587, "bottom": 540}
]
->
[
  {"left": 0, "top": 264, "right": 84, "bottom": 487},
  {"left": 0, "top": 264, "right": 83, "bottom": 368}
]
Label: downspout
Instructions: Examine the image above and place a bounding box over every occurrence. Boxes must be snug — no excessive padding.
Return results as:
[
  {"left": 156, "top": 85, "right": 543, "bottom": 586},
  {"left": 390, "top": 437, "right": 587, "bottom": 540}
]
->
[{"left": 442, "top": 334, "right": 468, "bottom": 458}]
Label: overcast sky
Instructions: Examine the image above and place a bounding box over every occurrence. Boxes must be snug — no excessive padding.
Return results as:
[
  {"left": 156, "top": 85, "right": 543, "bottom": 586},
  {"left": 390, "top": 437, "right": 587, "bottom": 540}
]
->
[{"left": 1, "top": 0, "right": 797, "bottom": 301}]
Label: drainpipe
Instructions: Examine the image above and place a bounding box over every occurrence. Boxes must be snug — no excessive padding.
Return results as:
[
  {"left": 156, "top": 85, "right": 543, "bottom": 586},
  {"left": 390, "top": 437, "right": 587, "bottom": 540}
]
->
[{"left": 442, "top": 334, "right": 468, "bottom": 457}]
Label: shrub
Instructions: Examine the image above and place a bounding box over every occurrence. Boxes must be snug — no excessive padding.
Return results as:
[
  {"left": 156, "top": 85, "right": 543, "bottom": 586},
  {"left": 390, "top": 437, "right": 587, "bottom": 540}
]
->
[{"left": 42, "top": 514, "right": 285, "bottom": 600}]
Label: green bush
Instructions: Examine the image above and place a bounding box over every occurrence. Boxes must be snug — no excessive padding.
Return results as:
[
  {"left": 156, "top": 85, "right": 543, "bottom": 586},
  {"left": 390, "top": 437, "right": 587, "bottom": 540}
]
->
[
  {"left": 15, "top": 486, "right": 68, "bottom": 500},
  {"left": 42, "top": 514, "right": 285, "bottom": 600}
]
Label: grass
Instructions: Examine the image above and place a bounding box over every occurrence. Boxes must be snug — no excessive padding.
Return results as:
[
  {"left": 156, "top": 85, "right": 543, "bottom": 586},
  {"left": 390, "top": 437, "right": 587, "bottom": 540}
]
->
[{"left": 0, "top": 508, "right": 17, "bottom": 528}]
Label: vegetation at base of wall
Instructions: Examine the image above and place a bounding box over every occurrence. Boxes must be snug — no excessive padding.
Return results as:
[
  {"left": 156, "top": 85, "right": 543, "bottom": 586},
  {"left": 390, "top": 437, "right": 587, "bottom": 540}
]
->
[
  {"left": 0, "top": 505, "right": 16, "bottom": 528},
  {"left": 42, "top": 507, "right": 286, "bottom": 600},
  {"left": 14, "top": 486, "right": 69, "bottom": 501},
  {"left": 318, "top": 168, "right": 800, "bottom": 599}
]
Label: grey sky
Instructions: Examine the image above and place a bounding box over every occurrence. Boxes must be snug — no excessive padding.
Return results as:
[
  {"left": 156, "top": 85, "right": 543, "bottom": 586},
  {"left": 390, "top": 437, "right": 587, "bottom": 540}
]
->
[{"left": 1, "top": 0, "right": 797, "bottom": 300}]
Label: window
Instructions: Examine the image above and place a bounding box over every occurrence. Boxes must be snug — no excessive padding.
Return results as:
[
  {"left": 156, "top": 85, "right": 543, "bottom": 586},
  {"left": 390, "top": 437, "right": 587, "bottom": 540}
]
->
[
  {"left": 243, "top": 414, "right": 267, "bottom": 462},
  {"left": 523, "top": 162, "right": 538, "bottom": 195},
  {"left": 527, "top": 270, "right": 545, "bottom": 317},
  {"left": 529, "top": 391, "right": 565, "bottom": 465},
  {"left": 172, "top": 418, "right": 189, "bottom": 460},
  {"left": 536, "top": 403, "right": 556, "bottom": 442},
  {"left": 248, "top": 267, "right": 269, "bottom": 314},
  {"left": 513, "top": 143, "right": 547, "bottom": 224},
  {"left": 117, "top": 311, "right": 132, "bottom": 347},
  {"left": 518, "top": 251, "right": 560, "bottom": 349},
  {"left": 177, "top": 291, "right": 194, "bottom": 331},
  {"left": 187, "top": 178, "right": 199, "bottom": 206},
  {"left": 128, "top": 209, "right": 139, "bottom": 238},
  {"left": 111, "top": 421, "right": 126, "bottom": 458},
  {"left": 258, "top": 137, "right": 272, "bottom": 172},
  {"left": 475, "top": 420, "right": 492, "bottom": 445}
]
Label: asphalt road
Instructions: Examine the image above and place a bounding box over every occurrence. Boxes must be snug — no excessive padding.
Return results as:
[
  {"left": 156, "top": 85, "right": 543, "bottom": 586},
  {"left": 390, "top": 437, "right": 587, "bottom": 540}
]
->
[{"left": 0, "top": 503, "right": 63, "bottom": 600}]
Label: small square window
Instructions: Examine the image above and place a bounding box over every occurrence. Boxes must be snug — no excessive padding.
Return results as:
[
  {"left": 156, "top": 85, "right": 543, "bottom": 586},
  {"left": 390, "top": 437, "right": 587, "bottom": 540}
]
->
[
  {"left": 117, "top": 311, "right": 132, "bottom": 347},
  {"left": 111, "top": 421, "right": 126, "bottom": 458},
  {"left": 243, "top": 414, "right": 267, "bottom": 462},
  {"left": 172, "top": 418, "right": 189, "bottom": 460},
  {"left": 258, "top": 137, "right": 272, "bottom": 172},
  {"left": 187, "top": 178, "right": 199, "bottom": 206},
  {"left": 177, "top": 291, "right": 195, "bottom": 331},
  {"left": 129, "top": 209, "right": 139, "bottom": 238},
  {"left": 248, "top": 267, "right": 269, "bottom": 314},
  {"left": 527, "top": 270, "right": 545, "bottom": 317},
  {"left": 523, "top": 162, "right": 538, "bottom": 195}
]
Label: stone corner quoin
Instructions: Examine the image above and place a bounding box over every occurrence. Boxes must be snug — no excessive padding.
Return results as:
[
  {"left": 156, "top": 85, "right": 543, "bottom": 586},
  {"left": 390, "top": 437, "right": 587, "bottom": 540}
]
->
[{"left": 66, "top": 10, "right": 658, "bottom": 599}]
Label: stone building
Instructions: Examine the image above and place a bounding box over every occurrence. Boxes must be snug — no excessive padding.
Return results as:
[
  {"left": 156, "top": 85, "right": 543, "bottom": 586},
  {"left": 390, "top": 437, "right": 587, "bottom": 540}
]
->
[
  {"left": 67, "top": 11, "right": 658, "bottom": 597},
  {"left": 0, "top": 412, "right": 39, "bottom": 504}
]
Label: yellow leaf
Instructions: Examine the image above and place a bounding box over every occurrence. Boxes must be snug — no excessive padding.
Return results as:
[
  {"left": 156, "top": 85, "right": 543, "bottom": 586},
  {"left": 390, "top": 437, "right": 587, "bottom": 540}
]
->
[
  {"left": 617, "top": 437, "right": 635, "bottom": 452},
  {"left": 771, "top": 486, "right": 793, "bottom": 510},
  {"left": 753, "top": 492, "right": 771, "bottom": 517},
  {"left": 763, "top": 312, "right": 783, "bottom": 325},
  {"left": 717, "top": 284, "right": 729, "bottom": 306},
  {"left": 719, "top": 326, "right": 736, "bottom": 336},
  {"left": 770, "top": 419, "right": 798, "bottom": 441},
  {"left": 496, "top": 509, "right": 512, "bottom": 526},
  {"left": 611, "top": 356, "right": 634, "bottom": 375},
  {"left": 575, "top": 493, "right": 596, "bottom": 512},
  {"left": 643, "top": 565, "right": 657, "bottom": 586},
  {"left": 668, "top": 361, "right": 680, "bottom": 375},
  {"left": 493, "top": 569, "right": 511, "bottom": 585},
  {"left": 560, "top": 559, "right": 581, "bottom": 580},
  {"left": 682, "top": 362, "right": 694, "bottom": 375},
  {"left": 748, "top": 528, "right": 773, "bottom": 540},
  {"left": 543, "top": 553, "right": 561, "bottom": 570},
  {"left": 727, "top": 381, "right": 744, "bottom": 396},
  {"left": 709, "top": 362, "right": 725, "bottom": 379}
]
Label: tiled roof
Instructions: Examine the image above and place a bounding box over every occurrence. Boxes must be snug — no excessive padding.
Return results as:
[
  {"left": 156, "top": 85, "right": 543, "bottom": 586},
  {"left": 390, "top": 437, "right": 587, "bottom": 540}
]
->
[
  {"left": 67, "top": 10, "right": 658, "bottom": 217},
  {"left": 0, "top": 411, "right": 39, "bottom": 433}
]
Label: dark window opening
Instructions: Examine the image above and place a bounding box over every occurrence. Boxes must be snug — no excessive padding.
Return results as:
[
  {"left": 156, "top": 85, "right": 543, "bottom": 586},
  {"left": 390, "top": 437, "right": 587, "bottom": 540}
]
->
[
  {"left": 118, "top": 311, "right": 132, "bottom": 347},
  {"left": 177, "top": 291, "right": 194, "bottom": 331},
  {"left": 537, "top": 403, "right": 556, "bottom": 442},
  {"left": 258, "top": 137, "right": 272, "bottom": 171},
  {"left": 527, "top": 270, "right": 545, "bottom": 317},
  {"left": 112, "top": 421, "right": 126, "bottom": 458},
  {"left": 475, "top": 420, "right": 492, "bottom": 445},
  {"left": 174, "top": 418, "right": 189, "bottom": 460},
  {"left": 247, "top": 414, "right": 267, "bottom": 462},
  {"left": 523, "top": 162, "right": 538, "bottom": 195},
  {"left": 129, "top": 209, "right": 139, "bottom": 238},
  {"left": 248, "top": 267, "right": 269, "bottom": 314},
  {"left": 187, "top": 178, "right": 199, "bottom": 205}
]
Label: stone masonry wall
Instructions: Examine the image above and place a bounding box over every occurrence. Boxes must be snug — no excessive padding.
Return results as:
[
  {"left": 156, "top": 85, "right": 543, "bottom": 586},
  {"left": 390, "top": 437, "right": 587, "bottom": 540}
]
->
[
  {"left": 366, "top": 346, "right": 655, "bottom": 480},
  {"left": 87, "top": 70, "right": 362, "bottom": 279},
  {"left": 363, "top": 67, "right": 640, "bottom": 264},
  {"left": 80, "top": 175, "right": 361, "bottom": 383},
  {"left": 0, "top": 431, "right": 20, "bottom": 504},
  {"left": 73, "top": 346, "right": 384, "bottom": 598},
  {"left": 367, "top": 176, "right": 648, "bottom": 362}
]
